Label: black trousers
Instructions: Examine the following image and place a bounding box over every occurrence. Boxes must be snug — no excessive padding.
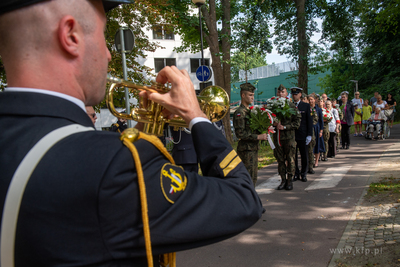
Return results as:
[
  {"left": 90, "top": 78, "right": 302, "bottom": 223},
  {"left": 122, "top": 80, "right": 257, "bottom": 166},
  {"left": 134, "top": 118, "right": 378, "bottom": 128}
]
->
[
  {"left": 328, "top": 132, "right": 337, "bottom": 157},
  {"left": 295, "top": 140, "right": 308, "bottom": 176},
  {"left": 341, "top": 124, "right": 351, "bottom": 147}
]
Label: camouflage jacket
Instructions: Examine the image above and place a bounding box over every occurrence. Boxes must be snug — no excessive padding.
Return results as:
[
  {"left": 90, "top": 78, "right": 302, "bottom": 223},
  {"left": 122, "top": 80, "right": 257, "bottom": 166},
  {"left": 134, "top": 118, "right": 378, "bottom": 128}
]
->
[
  {"left": 233, "top": 104, "right": 259, "bottom": 151},
  {"left": 272, "top": 101, "right": 301, "bottom": 141}
]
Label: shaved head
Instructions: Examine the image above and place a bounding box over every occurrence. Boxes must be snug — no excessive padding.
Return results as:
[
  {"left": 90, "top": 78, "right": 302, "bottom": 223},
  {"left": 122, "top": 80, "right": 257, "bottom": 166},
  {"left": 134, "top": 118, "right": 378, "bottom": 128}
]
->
[
  {"left": 0, "top": 0, "right": 96, "bottom": 61},
  {"left": 0, "top": 0, "right": 110, "bottom": 105}
]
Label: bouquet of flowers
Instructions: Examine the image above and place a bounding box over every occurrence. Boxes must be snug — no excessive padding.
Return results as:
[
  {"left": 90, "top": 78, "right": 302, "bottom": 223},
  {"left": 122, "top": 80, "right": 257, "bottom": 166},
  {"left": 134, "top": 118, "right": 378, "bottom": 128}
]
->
[
  {"left": 265, "top": 96, "right": 297, "bottom": 122},
  {"left": 247, "top": 105, "right": 276, "bottom": 149},
  {"left": 310, "top": 107, "right": 316, "bottom": 117},
  {"left": 322, "top": 108, "right": 333, "bottom": 123},
  {"left": 247, "top": 105, "right": 274, "bottom": 134}
]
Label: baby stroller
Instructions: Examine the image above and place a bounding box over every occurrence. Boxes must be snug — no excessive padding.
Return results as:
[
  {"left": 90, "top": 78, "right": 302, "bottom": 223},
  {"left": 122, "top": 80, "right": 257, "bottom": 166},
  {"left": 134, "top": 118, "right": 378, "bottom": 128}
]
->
[{"left": 365, "top": 119, "right": 389, "bottom": 140}]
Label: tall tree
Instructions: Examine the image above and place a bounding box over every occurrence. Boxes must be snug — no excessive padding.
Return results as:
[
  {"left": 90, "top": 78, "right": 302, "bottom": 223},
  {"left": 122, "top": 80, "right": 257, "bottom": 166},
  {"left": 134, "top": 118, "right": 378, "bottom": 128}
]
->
[
  {"left": 271, "top": 0, "right": 323, "bottom": 93},
  {"left": 231, "top": 0, "right": 272, "bottom": 82},
  {"left": 230, "top": 50, "right": 267, "bottom": 83},
  {"left": 158, "top": 0, "right": 242, "bottom": 143}
]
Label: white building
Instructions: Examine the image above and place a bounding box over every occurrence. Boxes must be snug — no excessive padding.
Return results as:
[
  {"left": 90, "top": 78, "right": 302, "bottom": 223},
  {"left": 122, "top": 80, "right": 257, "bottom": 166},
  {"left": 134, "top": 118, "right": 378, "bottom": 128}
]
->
[{"left": 95, "top": 24, "right": 214, "bottom": 130}]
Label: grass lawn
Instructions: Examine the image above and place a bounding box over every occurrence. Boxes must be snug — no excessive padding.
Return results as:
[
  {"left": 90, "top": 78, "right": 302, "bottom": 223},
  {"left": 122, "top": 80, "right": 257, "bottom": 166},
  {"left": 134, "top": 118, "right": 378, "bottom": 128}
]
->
[
  {"left": 366, "top": 176, "right": 400, "bottom": 201},
  {"left": 232, "top": 141, "right": 276, "bottom": 169}
]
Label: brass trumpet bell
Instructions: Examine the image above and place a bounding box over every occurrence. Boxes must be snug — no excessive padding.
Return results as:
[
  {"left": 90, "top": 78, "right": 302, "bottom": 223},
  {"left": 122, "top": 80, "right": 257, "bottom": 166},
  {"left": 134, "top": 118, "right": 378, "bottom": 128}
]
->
[{"left": 106, "top": 75, "right": 229, "bottom": 136}]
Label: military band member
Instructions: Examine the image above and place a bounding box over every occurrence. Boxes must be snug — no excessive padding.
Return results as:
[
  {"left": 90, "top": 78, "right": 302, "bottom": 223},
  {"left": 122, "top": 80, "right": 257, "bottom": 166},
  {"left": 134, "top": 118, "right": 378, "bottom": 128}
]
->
[
  {"left": 0, "top": 1, "right": 263, "bottom": 265},
  {"left": 233, "top": 83, "right": 269, "bottom": 186},
  {"left": 273, "top": 85, "right": 301, "bottom": 190},
  {"left": 291, "top": 87, "right": 313, "bottom": 182},
  {"left": 110, "top": 117, "right": 128, "bottom": 133}
]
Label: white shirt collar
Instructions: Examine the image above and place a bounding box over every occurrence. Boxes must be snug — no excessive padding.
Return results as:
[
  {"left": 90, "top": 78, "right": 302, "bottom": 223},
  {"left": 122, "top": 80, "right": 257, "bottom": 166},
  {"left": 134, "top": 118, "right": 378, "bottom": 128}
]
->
[{"left": 4, "top": 87, "right": 86, "bottom": 112}]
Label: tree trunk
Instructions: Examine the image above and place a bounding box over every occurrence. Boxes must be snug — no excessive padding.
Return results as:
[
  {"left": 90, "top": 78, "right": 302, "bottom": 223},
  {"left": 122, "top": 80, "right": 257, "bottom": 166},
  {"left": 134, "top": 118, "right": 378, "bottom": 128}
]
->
[
  {"left": 220, "top": 0, "right": 233, "bottom": 144},
  {"left": 203, "top": 0, "right": 233, "bottom": 144},
  {"left": 295, "top": 0, "right": 308, "bottom": 93}
]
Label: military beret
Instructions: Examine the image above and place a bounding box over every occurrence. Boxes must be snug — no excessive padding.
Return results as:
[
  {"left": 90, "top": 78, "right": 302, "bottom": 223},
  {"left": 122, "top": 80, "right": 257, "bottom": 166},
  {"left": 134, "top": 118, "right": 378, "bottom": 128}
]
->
[
  {"left": 277, "top": 84, "right": 286, "bottom": 91},
  {"left": 290, "top": 87, "right": 303, "bottom": 95},
  {"left": 240, "top": 83, "right": 256, "bottom": 93},
  {"left": 0, "top": 0, "right": 134, "bottom": 15}
]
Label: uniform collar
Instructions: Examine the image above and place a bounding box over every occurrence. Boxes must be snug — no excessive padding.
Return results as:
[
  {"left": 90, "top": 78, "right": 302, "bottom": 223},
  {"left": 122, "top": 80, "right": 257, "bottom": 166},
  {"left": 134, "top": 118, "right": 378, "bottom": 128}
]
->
[
  {"left": 5, "top": 87, "right": 86, "bottom": 112},
  {"left": 0, "top": 91, "right": 94, "bottom": 127}
]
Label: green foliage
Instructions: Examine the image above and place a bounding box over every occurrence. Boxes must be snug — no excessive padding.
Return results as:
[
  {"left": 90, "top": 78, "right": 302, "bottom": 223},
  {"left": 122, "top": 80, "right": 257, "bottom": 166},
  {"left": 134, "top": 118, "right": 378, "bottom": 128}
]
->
[
  {"left": 247, "top": 106, "right": 273, "bottom": 134},
  {"left": 317, "top": 51, "right": 362, "bottom": 99},
  {"left": 230, "top": 0, "right": 272, "bottom": 81},
  {"left": 230, "top": 50, "right": 267, "bottom": 83},
  {"left": 318, "top": 0, "right": 400, "bottom": 103},
  {"left": 368, "top": 176, "right": 400, "bottom": 195},
  {"left": 103, "top": 1, "right": 173, "bottom": 110},
  {"left": 272, "top": 0, "right": 321, "bottom": 62}
]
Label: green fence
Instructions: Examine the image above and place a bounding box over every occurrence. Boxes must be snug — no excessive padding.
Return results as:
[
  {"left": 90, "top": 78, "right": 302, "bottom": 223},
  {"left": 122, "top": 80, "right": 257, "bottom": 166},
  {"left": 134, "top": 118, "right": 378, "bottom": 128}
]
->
[{"left": 230, "top": 70, "right": 330, "bottom": 105}]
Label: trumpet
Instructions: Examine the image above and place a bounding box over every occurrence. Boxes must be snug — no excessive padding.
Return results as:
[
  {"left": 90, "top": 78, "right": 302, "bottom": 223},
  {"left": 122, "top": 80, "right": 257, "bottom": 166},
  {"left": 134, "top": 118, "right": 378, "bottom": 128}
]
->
[{"left": 106, "top": 75, "right": 229, "bottom": 136}]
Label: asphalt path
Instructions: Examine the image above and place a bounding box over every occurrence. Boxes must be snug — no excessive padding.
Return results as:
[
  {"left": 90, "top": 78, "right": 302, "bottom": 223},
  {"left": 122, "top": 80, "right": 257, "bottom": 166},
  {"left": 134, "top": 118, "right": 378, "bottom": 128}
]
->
[{"left": 177, "top": 124, "right": 400, "bottom": 267}]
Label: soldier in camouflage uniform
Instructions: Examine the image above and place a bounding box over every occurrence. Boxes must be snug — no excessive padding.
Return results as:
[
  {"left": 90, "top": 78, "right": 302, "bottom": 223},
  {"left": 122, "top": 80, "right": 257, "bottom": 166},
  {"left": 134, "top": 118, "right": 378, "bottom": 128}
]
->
[
  {"left": 233, "top": 83, "right": 269, "bottom": 186},
  {"left": 272, "top": 85, "right": 301, "bottom": 190},
  {"left": 307, "top": 95, "right": 319, "bottom": 174}
]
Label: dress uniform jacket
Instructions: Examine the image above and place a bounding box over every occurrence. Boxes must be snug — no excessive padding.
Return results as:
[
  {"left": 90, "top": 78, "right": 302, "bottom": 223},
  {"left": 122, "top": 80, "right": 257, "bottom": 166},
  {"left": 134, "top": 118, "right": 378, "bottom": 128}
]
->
[
  {"left": 110, "top": 119, "right": 128, "bottom": 133},
  {"left": 170, "top": 128, "right": 197, "bottom": 165},
  {"left": 295, "top": 101, "right": 313, "bottom": 141},
  {"left": 0, "top": 91, "right": 263, "bottom": 267}
]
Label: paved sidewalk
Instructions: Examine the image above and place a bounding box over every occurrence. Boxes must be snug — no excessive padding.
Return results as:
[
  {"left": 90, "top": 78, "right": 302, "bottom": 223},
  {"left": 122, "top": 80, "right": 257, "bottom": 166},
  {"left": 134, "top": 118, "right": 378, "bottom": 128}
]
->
[{"left": 328, "top": 141, "right": 400, "bottom": 266}]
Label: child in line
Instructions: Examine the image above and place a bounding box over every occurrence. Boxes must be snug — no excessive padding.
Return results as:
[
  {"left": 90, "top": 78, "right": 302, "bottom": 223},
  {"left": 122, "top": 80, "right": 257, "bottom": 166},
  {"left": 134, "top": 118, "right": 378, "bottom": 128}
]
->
[
  {"left": 362, "top": 99, "right": 372, "bottom": 134},
  {"left": 353, "top": 103, "right": 362, "bottom": 136}
]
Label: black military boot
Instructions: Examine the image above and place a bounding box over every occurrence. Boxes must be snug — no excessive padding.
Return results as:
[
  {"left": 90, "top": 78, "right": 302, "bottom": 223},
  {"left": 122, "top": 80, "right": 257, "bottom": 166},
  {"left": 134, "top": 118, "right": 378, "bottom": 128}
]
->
[
  {"left": 285, "top": 176, "right": 293, "bottom": 190},
  {"left": 277, "top": 175, "right": 287, "bottom": 190}
]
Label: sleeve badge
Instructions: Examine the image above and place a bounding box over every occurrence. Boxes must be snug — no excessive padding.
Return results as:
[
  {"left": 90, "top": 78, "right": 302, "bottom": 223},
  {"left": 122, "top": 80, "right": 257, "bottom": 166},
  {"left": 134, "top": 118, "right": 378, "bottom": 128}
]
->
[{"left": 160, "top": 163, "right": 187, "bottom": 204}]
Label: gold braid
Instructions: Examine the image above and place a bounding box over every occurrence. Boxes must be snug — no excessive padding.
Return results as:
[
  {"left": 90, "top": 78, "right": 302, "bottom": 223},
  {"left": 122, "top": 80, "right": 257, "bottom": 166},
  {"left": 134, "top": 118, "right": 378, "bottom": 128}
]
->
[{"left": 120, "top": 128, "right": 176, "bottom": 267}]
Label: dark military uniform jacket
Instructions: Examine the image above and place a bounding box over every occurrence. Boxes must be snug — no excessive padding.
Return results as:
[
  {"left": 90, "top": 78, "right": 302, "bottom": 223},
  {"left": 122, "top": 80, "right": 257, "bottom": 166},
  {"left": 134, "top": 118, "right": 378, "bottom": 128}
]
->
[
  {"left": 272, "top": 101, "right": 301, "bottom": 142},
  {"left": 170, "top": 127, "right": 197, "bottom": 165},
  {"left": 110, "top": 119, "right": 128, "bottom": 133},
  {"left": 0, "top": 91, "right": 263, "bottom": 267},
  {"left": 233, "top": 104, "right": 259, "bottom": 151},
  {"left": 295, "top": 101, "right": 313, "bottom": 141}
]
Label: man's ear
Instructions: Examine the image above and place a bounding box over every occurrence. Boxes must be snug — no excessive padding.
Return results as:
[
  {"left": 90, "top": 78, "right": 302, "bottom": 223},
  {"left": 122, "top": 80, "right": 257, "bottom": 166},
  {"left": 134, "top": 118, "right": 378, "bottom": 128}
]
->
[{"left": 58, "top": 15, "right": 81, "bottom": 57}]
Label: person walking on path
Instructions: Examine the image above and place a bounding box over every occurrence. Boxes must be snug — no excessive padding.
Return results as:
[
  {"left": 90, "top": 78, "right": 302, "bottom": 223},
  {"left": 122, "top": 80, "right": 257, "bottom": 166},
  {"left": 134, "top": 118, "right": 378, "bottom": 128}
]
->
[
  {"left": 362, "top": 100, "right": 372, "bottom": 133},
  {"left": 307, "top": 95, "right": 320, "bottom": 173},
  {"left": 351, "top": 91, "right": 364, "bottom": 108},
  {"left": 340, "top": 92, "right": 355, "bottom": 149},
  {"left": 233, "top": 83, "right": 269, "bottom": 186},
  {"left": 308, "top": 94, "right": 325, "bottom": 168},
  {"left": 272, "top": 85, "right": 301, "bottom": 190},
  {"left": 320, "top": 99, "right": 330, "bottom": 161},
  {"left": 325, "top": 100, "right": 340, "bottom": 158},
  {"left": 292, "top": 87, "right": 313, "bottom": 182},
  {"left": 385, "top": 93, "right": 396, "bottom": 128},
  {"left": 353, "top": 103, "right": 363, "bottom": 137}
]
